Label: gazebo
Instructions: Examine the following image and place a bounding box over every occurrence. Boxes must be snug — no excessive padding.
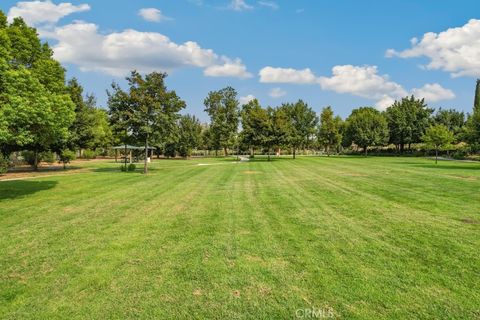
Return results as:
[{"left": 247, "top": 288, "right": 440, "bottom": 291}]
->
[{"left": 112, "top": 145, "right": 156, "bottom": 163}]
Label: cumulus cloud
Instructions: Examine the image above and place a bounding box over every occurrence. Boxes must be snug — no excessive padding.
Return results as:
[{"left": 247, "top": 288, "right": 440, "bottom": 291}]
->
[
  {"left": 318, "top": 65, "right": 408, "bottom": 99},
  {"left": 229, "top": 0, "right": 253, "bottom": 11},
  {"left": 386, "top": 19, "right": 480, "bottom": 77},
  {"left": 260, "top": 64, "right": 455, "bottom": 110},
  {"left": 204, "top": 58, "right": 252, "bottom": 78},
  {"left": 269, "top": 87, "right": 286, "bottom": 98},
  {"left": 258, "top": 1, "right": 279, "bottom": 10},
  {"left": 138, "top": 8, "right": 171, "bottom": 23},
  {"left": 7, "top": 0, "right": 90, "bottom": 26},
  {"left": 259, "top": 67, "right": 318, "bottom": 84},
  {"left": 50, "top": 21, "right": 250, "bottom": 78},
  {"left": 239, "top": 94, "right": 256, "bottom": 105},
  {"left": 411, "top": 83, "right": 455, "bottom": 102}
]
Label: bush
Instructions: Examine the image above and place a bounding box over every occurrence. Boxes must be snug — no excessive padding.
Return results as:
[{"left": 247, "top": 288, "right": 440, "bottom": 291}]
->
[
  {"left": 0, "top": 155, "right": 9, "bottom": 175},
  {"left": 82, "top": 149, "right": 96, "bottom": 160},
  {"left": 21, "top": 151, "right": 36, "bottom": 166},
  {"left": 127, "top": 164, "right": 136, "bottom": 172},
  {"left": 39, "top": 151, "right": 55, "bottom": 164},
  {"left": 120, "top": 165, "right": 127, "bottom": 172}
]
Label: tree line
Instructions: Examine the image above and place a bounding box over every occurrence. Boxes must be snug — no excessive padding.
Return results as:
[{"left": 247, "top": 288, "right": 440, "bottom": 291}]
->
[{"left": 1, "top": 13, "right": 480, "bottom": 173}]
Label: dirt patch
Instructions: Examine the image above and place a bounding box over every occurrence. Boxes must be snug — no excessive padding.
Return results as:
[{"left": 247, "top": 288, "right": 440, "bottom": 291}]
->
[
  {"left": 460, "top": 218, "right": 480, "bottom": 225},
  {"left": 232, "top": 290, "right": 241, "bottom": 298},
  {"left": 242, "top": 170, "right": 260, "bottom": 175},
  {"left": 193, "top": 289, "right": 202, "bottom": 296}
]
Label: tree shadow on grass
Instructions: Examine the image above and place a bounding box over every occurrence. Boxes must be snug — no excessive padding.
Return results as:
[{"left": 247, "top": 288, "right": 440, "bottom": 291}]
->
[
  {"left": 411, "top": 163, "right": 480, "bottom": 171},
  {"left": 0, "top": 180, "right": 57, "bottom": 201}
]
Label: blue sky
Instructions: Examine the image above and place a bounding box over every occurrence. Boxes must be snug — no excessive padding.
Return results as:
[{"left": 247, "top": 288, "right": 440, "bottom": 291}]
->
[{"left": 2, "top": 0, "right": 479, "bottom": 121}]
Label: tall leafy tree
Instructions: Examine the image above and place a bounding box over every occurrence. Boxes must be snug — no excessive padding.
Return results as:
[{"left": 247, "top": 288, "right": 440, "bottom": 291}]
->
[
  {"left": 318, "top": 106, "right": 343, "bottom": 155},
  {"left": 385, "top": 96, "right": 433, "bottom": 153},
  {"left": 240, "top": 99, "right": 269, "bottom": 156},
  {"left": 0, "top": 14, "right": 75, "bottom": 168},
  {"left": 465, "top": 79, "right": 480, "bottom": 148},
  {"left": 283, "top": 100, "right": 318, "bottom": 159},
  {"left": 344, "top": 107, "right": 389, "bottom": 156},
  {"left": 177, "top": 114, "right": 203, "bottom": 158},
  {"left": 265, "top": 106, "right": 290, "bottom": 161},
  {"left": 204, "top": 87, "right": 240, "bottom": 156},
  {"left": 433, "top": 108, "right": 465, "bottom": 141},
  {"left": 422, "top": 124, "right": 454, "bottom": 164},
  {"left": 67, "top": 79, "right": 112, "bottom": 151},
  {"left": 108, "top": 71, "right": 185, "bottom": 173}
]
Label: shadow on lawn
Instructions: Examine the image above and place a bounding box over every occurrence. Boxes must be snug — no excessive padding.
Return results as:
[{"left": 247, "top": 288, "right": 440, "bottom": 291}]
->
[
  {"left": 0, "top": 180, "right": 57, "bottom": 201},
  {"left": 411, "top": 163, "right": 480, "bottom": 171}
]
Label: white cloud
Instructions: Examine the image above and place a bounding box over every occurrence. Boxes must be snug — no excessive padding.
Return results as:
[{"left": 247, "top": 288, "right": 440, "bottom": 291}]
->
[
  {"left": 204, "top": 58, "right": 252, "bottom": 78},
  {"left": 259, "top": 67, "right": 318, "bottom": 84},
  {"left": 7, "top": 0, "right": 90, "bottom": 26},
  {"left": 239, "top": 94, "right": 256, "bottom": 105},
  {"left": 229, "top": 0, "right": 253, "bottom": 11},
  {"left": 258, "top": 1, "right": 279, "bottom": 10},
  {"left": 318, "top": 65, "right": 408, "bottom": 109},
  {"left": 411, "top": 83, "right": 455, "bottom": 103},
  {"left": 387, "top": 19, "right": 480, "bottom": 77},
  {"left": 138, "top": 8, "right": 171, "bottom": 23},
  {"left": 50, "top": 21, "right": 250, "bottom": 78},
  {"left": 375, "top": 95, "right": 396, "bottom": 111},
  {"left": 269, "top": 87, "right": 286, "bottom": 98}
]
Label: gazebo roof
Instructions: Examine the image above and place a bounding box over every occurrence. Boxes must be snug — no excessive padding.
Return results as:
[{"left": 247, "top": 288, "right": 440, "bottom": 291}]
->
[{"left": 112, "top": 145, "right": 156, "bottom": 150}]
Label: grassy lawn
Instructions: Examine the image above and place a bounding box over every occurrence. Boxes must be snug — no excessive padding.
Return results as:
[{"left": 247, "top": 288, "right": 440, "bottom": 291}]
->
[{"left": 0, "top": 156, "right": 479, "bottom": 319}]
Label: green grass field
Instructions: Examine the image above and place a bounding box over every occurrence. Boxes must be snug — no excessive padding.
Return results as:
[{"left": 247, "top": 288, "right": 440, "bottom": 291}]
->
[{"left": 1, "top": 156, "right": 479, "bottom": 319}]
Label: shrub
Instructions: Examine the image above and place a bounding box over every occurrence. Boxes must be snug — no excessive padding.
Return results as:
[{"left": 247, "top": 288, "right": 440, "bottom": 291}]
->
[
  {"left": 83, "top": 149, "right": 96, "bottom": 160},
  {"left": 21, "top": 151, "right": 36, "bottom": 166},
  {"left": 39, "top": 151, "right": 55, "bottom": 164},
  {"left": 127, "top": 164, "right": 136, "bottom": 172},
  {"left": 0, "top": 155, "right": 8, "bottom": 175},
  {"left": 120, "top": 165, "right": 127, "bottom": 172}
]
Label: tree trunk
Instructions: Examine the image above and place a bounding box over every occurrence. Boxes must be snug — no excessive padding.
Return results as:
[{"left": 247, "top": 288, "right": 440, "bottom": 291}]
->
[
  {"left": 124, "top": 144, "right": 128, "bottom": 171},
  {"left": 400, "top": 143, "right": 404, "bottom": 154},
  {"left": 224, "top": 147, "right": 228, "bottom": 157},
  {"left": 267, "top": 148, "right": 271, "bottom": 161},
  {"left": 364, "top": 146, "right": 368, "bottom": 156},
  {"left": 435, "top": 148, "right": 438, "bottom": 164},
  {"left": 63, "top": 161, "right": 66, "bottom": 170},
  {"left": 144, "top": 133, "right": 148, "bottom": 174},
  {"left": 33, "top": 149, "right": 39, "bottom": 171},
  {"left": 293, "top": 148, "right": 296, "bottom": 159}
]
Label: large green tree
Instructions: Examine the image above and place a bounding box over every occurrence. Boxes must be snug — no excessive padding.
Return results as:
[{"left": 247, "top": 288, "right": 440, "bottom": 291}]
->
[
  {"left": 0, "top": 14, "right": 75, "bottom": 169},
  {"left": 344, "top": 107, "right": 389, "bottom": 156},
  {"left": 433, "top": 108, "right": 465, "bottom": 141},
  {"left": 265, "top": 106, "right": 290, "bottom": 161},
  {"left": 177, "top": 114, "right": 203, "bottom": 158},
  {"left": 67, "top": 79, "right": 112, "bottom": 151},
  {"left": 318, "top": 106, "right": 343, "bottom": 155},
  {"left": 283, "top": 100, "right": 317, "bottom": 159},
  {"left": 240, "top": 99, "right": 269, "bottom": 157},
  {"left": 204, "top": 87, "right": 240, "bottom": 156},
  {"left": 385, "top": 96, "right": 433, "bottom": 153},
  {"left": 108, "top": 71, "right": 186, "bottom": 173},
  {"left": 465, "top": 79, "right": 480, "bottom": 148}
]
